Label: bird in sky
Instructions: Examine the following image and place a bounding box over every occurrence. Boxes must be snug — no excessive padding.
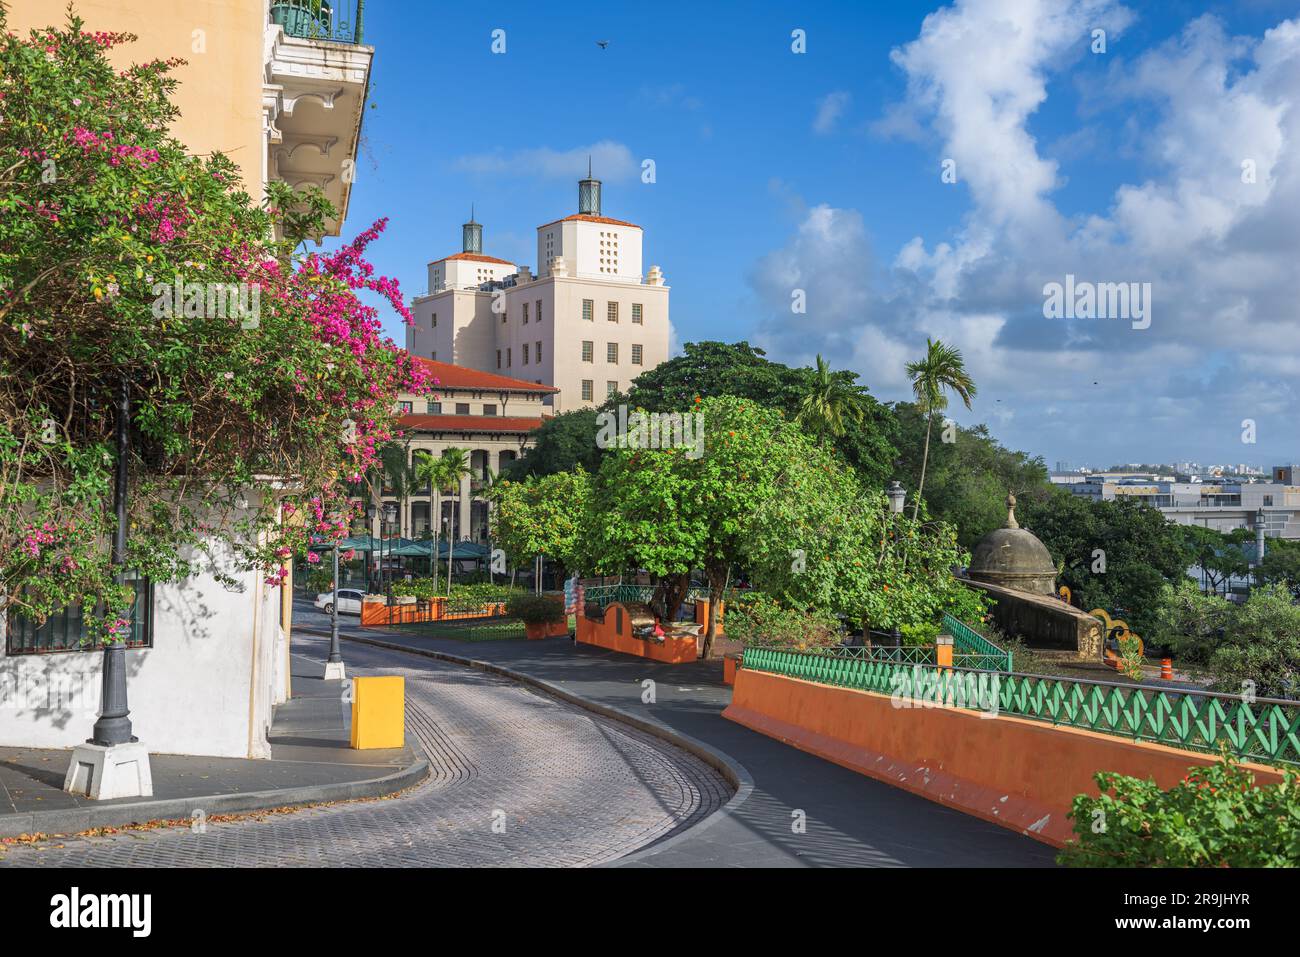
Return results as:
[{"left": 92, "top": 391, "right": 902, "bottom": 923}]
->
[{"left": 596, "top": 40, "right": 610, "bottom": 49}]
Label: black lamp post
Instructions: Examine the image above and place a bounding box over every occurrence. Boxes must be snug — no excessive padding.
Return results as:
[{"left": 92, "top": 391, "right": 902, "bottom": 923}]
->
[
  {"left": 324, "top": 538, "right": 345, "bottom": 679},
  {"left": 92, "top": 376, "right": 136, "bottom": 747}
]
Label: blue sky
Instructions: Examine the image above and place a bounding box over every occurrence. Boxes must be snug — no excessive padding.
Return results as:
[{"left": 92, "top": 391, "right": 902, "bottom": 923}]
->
[{"left": 337, "top": 0, "right": 1300, "bottom": 470}]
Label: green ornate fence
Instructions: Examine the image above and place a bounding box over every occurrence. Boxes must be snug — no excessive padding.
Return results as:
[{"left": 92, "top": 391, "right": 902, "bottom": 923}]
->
[
  {"left": 942, "top": 613, "right": 1012, "bottom": 672},
  {"left": 583, "top": 584, "right": 710, "bottom": 610},
  {"left": 740, "top": 646, "right": 1300, "bottom": 768}
]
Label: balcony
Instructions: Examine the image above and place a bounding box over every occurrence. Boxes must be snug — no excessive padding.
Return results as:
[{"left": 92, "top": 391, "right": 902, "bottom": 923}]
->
[
  {"left": 270, "top": 1, "right": 365, "bottom": 44},
  {"left": 263, "top": 1, "right": 372, "bottom": 237}
]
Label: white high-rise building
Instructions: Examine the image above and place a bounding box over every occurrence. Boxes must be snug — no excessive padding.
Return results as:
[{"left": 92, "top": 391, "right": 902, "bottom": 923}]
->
[{"left": 408, "top": 171, "right": 670, "bottom": 412}]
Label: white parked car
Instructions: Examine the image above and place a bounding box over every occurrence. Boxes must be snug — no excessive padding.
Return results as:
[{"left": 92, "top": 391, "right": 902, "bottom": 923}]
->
[{"left": 315, "top": 589, "right": 363, "bottom": 616}]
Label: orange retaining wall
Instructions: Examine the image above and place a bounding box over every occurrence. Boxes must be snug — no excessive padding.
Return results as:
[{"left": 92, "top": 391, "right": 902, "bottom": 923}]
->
[
  {"left": 360, "top": 598, "right": 506, "bottom": 627},
  {"left": 576, "top": 602, "right": 700, "bottom": 664},
  {"left": 723, "top": 669, "right": 1286, "bottom": 847},
  {"left": 694, "top": 599, "right": 724, "bottom": 636}
]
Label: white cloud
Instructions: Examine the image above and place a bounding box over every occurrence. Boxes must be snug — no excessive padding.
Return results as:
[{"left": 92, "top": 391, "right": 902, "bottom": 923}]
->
[
  {"left": 748, "top": 1, "right": 1300, "bottom": 465},
  {"left": 812, "top": 91, "right": 852, "bottom": 134},
  {"left": 454, "top": 141, "right": 637, "bottom": 181}
]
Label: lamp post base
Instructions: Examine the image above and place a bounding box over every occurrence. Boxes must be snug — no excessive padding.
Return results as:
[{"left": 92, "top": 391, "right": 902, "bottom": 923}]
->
[
  {"left": 63, "top": 741, "right": 153, "bottom": 800},
  {"left": 323, "top": 660, "right": 347, "bottom": 681}
]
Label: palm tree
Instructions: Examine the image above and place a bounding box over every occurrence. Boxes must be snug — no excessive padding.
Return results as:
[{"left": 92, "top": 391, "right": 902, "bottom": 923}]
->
[
  {"left": 798, "top": 354, "right": 868, "bottom": 442},
  {"left": 905, "top": 338, "right": 977, "bottom": 521},
  {"left": 439, "top": 447, "right": 470, "bottom": 595},
  {"left": 413, "top": 450, "right": 447, "bottom": 578}
]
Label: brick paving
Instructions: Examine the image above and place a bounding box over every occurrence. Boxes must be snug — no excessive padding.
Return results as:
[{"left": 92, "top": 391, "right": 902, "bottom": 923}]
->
[{"left": 0, "top": 639, "right": 731, "bottom": 868}]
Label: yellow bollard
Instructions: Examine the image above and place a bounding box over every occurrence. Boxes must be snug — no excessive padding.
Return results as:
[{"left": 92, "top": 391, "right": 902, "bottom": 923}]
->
[{"left": 350, "top": 676, "right": 405, "bottom": 750}]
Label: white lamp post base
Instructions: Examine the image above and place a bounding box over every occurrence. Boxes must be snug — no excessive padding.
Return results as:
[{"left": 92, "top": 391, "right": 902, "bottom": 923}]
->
[
  {"left": 63, "top": 742, "right": 154, "bottom": 800},
  {"left": 323, "top": 661, "right": 347, "bottom": 681}
]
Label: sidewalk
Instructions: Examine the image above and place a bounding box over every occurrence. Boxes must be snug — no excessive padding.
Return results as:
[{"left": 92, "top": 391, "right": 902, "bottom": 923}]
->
[
  {"left": 295, "top": 600, "right": 1057, "bottom": 867},
  {"left": 0, "top": 653, "right": 425, "bottom": 839}
]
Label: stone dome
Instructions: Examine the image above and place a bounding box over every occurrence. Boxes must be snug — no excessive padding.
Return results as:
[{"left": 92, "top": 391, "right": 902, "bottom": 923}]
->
[{"left": 967, "top": 494, "right": 1058, "bottom": 596}]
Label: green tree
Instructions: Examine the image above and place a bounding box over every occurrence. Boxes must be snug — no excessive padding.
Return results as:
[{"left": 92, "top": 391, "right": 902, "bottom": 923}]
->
[
  {"left": 0, "top": 14, "right": 425, "bottom": 631},
  {"left": 622, "top": 341, "right": 898, "bottom": 486},
  {"left": 491, "top": 469, "right": 591, "bottom": 585},
  {"left": 1181, "top": 525, "right": 1251, "bottom": 596},
  {"left": 505, "top": 408, "right": 603, "bottom": 479},
  {"left": 904, "top": 338, "right": 977, "bottom": 521},
  {"left": 797, "top": 354, "right": 868, "bottom": 444},
  {"left": 1255, "top": 538, "right": 1300, "bottom": 600},
  {"left": 438, "top": 447, "right": 470, "bottom": 594},
  {"left": 741, "top": 434, "right": 987, "bottom": 634},
  {"left": 890, "top": 403, "right": 1050, "bottom": 549},
  {"left": 1020, "top": 492, "right": 1192, "bottom": 638}
]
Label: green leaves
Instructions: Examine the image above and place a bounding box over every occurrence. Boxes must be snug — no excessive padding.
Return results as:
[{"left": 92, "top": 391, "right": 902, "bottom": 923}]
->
[{"left": 1061, "top": 756, "right": 1300, "bottom": 867}]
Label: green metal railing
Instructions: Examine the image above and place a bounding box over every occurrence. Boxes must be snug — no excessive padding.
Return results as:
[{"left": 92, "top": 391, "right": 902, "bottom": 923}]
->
[
  {"left": 943, "top": 613, "right": 1012, "bottom": 672},
  {"left": 271, "top": 0, "right": 365, "bottom": 44},
  {"left": 741, "top": 646, "right": 1300, "bottom": 768},
  {"left": 582, "top": 584, "right": 710, "bottom": 611},
  {"left": 832, "top": 644, "right": 934, "bottom": 665}
]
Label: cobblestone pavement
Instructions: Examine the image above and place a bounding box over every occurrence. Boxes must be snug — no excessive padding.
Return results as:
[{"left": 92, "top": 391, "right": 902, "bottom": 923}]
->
[{"left": 0, "top": 634, "right": 732, "bottom": 868}]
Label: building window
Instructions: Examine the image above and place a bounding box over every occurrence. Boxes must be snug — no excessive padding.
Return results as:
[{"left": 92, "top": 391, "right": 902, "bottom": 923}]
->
[
  {"left": 431, "top": 352, "right": 437, "bottom": 362},
  {"left": 632, "top": 303, "right": 642, "bottom": 324},
  {"left": 522, "top": 343, "right": 530, "bottom": 364},
  {"left": 496, "top": 350, "right": 502, "bottom": 369},
  {"left": 483, "top": 404, "right": 497, "bottom": 416},
  {"left": 581, "top": 379, "right": 593, "bottom": 401},
  {"left": 431, "top": 312, "right": 437, "bottom": 328},
  {"left": 535, "top": 340, "right": 542, "bottom": 363},
  {"left": 522, "top": 302, "right": 529, "bottom": 324},
  {"left": 607, "top": 301, "right": 618, "bottom": 322},
  {"left": 607, "top": 342, "right": 618, "bottom": 363},
  {"left": 455, "top": 403, "right": 470, "bottom": 415},
  {"left": 427, "top": 400, "right": 442, "bottom": 414},
  {"left": 606, "top": 380, "right": 618, "bottom": 397},
  {"left": 582, "top": 299, "right": 593, "bottom": 321},
  {"left": 7, "top": 574, "right": 153, "bottom": 655},
  {"left": 397, "top": 401, "right": 413, "bottom": 414},
  {"left": 536, "top": 299, "right": 543, "bottom": 322},
  {"left": 632, "top": 344, "right": 643, "bottom": 365},
  {"left": 582, "top": 341, "right": 593, "bottom": 363},
  {"left": 506, "top": 347, "right": 512, "bottom": 368}
]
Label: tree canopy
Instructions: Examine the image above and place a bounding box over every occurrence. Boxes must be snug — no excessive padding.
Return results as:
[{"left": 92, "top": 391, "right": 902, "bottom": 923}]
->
[{"left": 0, "top": 15, "right": 424, "bottom": 634}]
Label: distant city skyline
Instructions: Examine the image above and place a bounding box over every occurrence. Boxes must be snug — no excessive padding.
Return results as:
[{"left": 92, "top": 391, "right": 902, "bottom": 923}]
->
[{"left": 333, "top": 0, "right": 1300, "bottom": 466}]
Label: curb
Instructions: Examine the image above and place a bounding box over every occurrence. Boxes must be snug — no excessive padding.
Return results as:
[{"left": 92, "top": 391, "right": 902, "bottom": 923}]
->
[
  {"left": 314, "top": 627, "right": 756, "bottom": 865},
  {"left": 0, "top": 748, "right": 429, "bottom": 841}
]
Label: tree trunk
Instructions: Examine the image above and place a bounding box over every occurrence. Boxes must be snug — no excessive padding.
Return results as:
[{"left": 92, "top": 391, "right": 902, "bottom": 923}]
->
[
  {"left": 702, "top": 562, "right": 729, "bottom": 660},
  {"left": 912, "top": 410, "right": 934, "bottom": 521}
]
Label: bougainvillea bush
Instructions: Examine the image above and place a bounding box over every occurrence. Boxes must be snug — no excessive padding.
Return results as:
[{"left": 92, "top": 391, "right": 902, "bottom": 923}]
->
[
  {"left": 1059, "top": 756, "right": 1300, "bottom": 867},
  {"left": 0, "top": 13, "right": 427, "bottom": 639}
]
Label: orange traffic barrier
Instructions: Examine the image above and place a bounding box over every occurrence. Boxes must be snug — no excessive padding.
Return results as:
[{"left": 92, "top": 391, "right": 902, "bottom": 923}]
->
[{"left": 1161, "top": 658, "right": 1173, "bottom": 680}]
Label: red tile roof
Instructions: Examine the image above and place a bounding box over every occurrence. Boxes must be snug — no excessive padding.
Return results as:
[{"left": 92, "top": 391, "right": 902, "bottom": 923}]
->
[
  {"left": 431, "top": 252, "right": 516, "bottom": 266},
  {"left": 413, "top": 356, "right": 559, "bottom": 393},
  {"left": 537, "top": 213, "right": 641, "bottom": 230},
  {"left": 398, "top": 414, "right": 544, "bottom": 434}
]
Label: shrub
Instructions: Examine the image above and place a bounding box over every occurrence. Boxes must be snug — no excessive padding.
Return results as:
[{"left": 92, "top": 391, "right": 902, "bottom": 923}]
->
[
  {"left": 726, "top": 595, "right": 844, "bottom": 653},
  {"left": 506, "top": 592, "right": 565, "bottom": 625},
  {"left": 900, "top": 620, "right": 941, "bottom": 646},
  {"left": 1059, "top": 755, "right": 1300, "bottom": 867}
]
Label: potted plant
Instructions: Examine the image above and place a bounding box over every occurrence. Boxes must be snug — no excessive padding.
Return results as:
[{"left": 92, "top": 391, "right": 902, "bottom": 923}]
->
[{"left": 507, "top": 593, "right": 567, "bottom": 640}]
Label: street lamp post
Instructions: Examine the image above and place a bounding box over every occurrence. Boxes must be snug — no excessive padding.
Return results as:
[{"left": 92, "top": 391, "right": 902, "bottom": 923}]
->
[
  {"left": 324, "top": 540, "right": 345, "bottom": 680},
  {"left": 886, "top": 481, "right": 906, "bottom": 648},
  {"left": 64, "top": 375, "right": 153, "bottom": 799},
  {"left": 886, "top": 480, "right": 906, "bottom": 515}
]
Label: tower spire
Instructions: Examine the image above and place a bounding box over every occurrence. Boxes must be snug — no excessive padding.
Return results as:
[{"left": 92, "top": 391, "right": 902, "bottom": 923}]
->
[
  {"left": 578, "top": 160, "right": 602, "bottom": 217},
  {"left": 462, "top": 207, "right": 482, "bottom": 254}
]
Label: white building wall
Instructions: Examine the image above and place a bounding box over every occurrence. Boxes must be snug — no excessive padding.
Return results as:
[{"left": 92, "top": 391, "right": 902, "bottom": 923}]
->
[{"left": 0, "top": 531, "right": 282, "bottom": 759}]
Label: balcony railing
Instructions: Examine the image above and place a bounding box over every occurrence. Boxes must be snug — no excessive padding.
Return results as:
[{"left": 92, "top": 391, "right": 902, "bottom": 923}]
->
[{"left": 270, "top": 0, "right": 365, "bottom": 44}]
